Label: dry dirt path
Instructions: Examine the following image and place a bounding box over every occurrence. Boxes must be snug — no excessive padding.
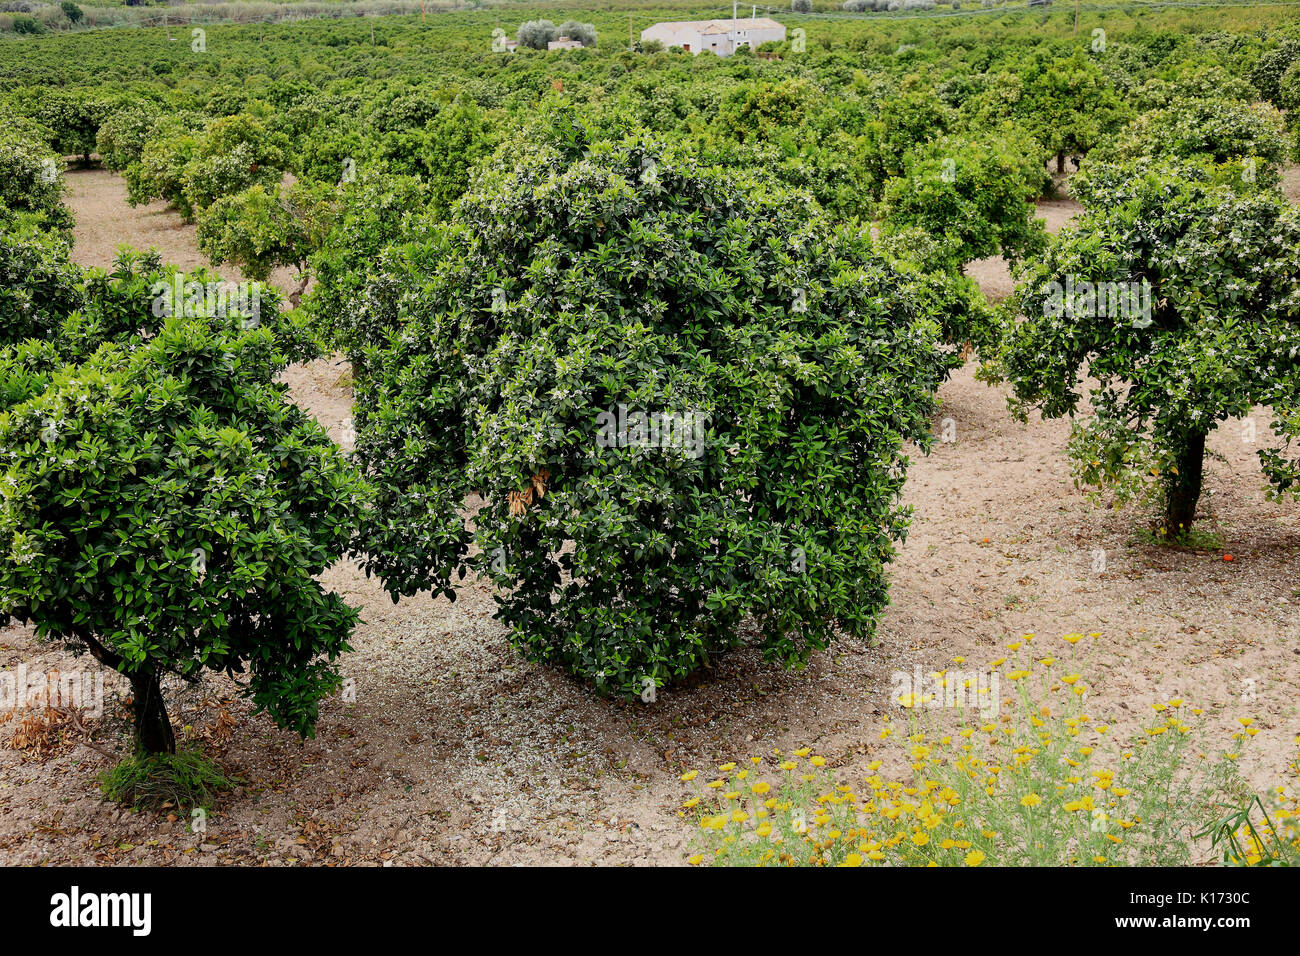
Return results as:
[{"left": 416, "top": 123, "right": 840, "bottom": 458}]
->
[{"left": 0, "top": 169, "right": 1296, "bottom": 866}]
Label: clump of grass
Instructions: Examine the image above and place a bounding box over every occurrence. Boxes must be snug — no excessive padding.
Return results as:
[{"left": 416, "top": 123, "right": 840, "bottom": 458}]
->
[
  {"left": 1134, "top": 523, "right": 1225, "bottom": 551},
  {"left": 99, "top": 748, "right": 239, "bottom": 814},
  {"left": 680, "top": 631, "right": 1269, "bottom": 867}
]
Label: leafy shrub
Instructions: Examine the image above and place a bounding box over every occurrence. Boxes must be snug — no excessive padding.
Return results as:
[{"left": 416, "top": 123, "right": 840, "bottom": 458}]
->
[
  {"left": 127, "top": 115, "right": 202, "bottom": 218},
  {"left": 1280, "top": 59, "right": 1300, "bottom": 110},
  {"left": 1132, "top": 68, "right": 1256, "bottom": 112},
  {"left": 993, "top": 160, "right": 1300, "bottom": 537},
  {"left": 869, "top": 87, "right": 955, "bottom": 183},
  {"left": 684, "top": 634, "right": 1255, "bottom": 866},
  {"left": 0, "top": 126, "right": 69, "bottom": 232},
  {"left": 556, "top": 20, "right": 596, "bottom": 46},
  {"left": 12, "top": 14, "right": 42, "bottom": 34},
  {"left": 871, "top": 227, "right": 994, "bottom": 352},
  {"left": 967, "top": 52, "right": 1130, "bottom": 173},
  {"left": 19, "top": 88, "right": 115, "bottom": 165},
  {"left": 293, "top": 118, "right": 363, "bottom": 185},
  {"left": 0, "top": 273, "right": 367, "bottom": 753},
  {"left": 180, "top": 114, "right": 290, "bottom": 217},
  {"left": 196, "top": 181, "right": 336, "bottom": 304},
  {"left": 302, "top": 171, "right": 429, "bottom": 355},
  {"left": 128, "top": 113, "right": 288, "bottom": 222},
  {"left": 719, "top": 78, "right": 822, "bottom": 145},
  {"left": 1277, "top": 62, "right": 1300, "bottom": 160},
  {"left": 0, "top": 337, "right": 64, "bottom": 413},
  {"left": 1089, "top": 97, "right": 1288, "bottom": 190},
  {"left": 348, "top": 133, "right": 956, "bottom": 699},
  {"left": 0, "top": 226, "right": 83, "bottom": 346},
  {"left": 418, "top": 99, "right": 500, "bottom": 218},
  {"left": 516, "top": 19, "right": 557, "bottom": 50},
  {"left": 880, "top": 132, "right": 1049, "bottom": 271},
  {"left": 1249, "top": 39, "right": 1300, "bottom": 102},
  {"left": 95, "top": 107, "right": 158, "bottom": 173}
]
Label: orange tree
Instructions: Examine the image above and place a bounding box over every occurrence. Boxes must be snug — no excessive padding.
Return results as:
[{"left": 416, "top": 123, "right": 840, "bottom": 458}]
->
[
  {"left": 993, "top": 158, "right": 1300, "bottom": 537},
  {"left": 0, "top": 254, "right": 365, "bottom": 753},
  {"left": 346, "top": 128, "right": 957, "bottom": 699}
]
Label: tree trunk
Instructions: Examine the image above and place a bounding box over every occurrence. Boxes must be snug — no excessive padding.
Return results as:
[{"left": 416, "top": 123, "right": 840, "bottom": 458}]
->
[
  {"left": 289, "top": 270, "right": 310, "bottom": 309},
  {"left": 1162, "top": 428, "right": 1207, "bottom": 539},
  {"left": 129, "top": 670, "right": 175, "bottom": 755},
  {"left": 1056, "top": 151, "right": 1066, "bottom": 174}
]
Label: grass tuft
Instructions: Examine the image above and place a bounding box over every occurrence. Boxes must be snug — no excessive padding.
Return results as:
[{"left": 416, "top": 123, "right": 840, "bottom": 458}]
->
[{"left": 99, "top": 748, "right": 239, "bottom": 814}]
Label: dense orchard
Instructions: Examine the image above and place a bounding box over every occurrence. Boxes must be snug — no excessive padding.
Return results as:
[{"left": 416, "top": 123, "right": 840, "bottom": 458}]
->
[{"left": 1, "top": 4, "right": 1299, "bottom": 737}]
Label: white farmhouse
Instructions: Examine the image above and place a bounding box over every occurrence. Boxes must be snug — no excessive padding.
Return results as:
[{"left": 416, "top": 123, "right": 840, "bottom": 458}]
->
[{"left": 640, "top": 17, "right": 785, "bottom": 57}]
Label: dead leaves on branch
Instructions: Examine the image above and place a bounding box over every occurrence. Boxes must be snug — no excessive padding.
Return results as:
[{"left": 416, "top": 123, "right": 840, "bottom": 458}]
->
[
  {"left": 0, "top": 672, "right": 96, "bottom": 762},
  {"left": 507, "top": 468, "right": 549, "bottom": 517}
]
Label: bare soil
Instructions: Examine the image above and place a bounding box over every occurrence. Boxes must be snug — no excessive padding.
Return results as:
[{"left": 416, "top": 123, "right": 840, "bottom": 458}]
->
[{"left": 0, "top": 168, "right": 1295, "bottom": 867}]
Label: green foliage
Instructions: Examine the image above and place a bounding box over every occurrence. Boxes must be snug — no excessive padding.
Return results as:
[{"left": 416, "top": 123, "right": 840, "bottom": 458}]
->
[
  {"left": 100, "top": 748, "right": 238, "bottom": 813},
  {"left": 1131, "top": 66, "right": 1256, "bottom": 112},
  {"left": 180, "top": 114, "right": 291, "bottom": 217},
  {"left": 349, "top": 133, "right": 956, "bottom": 699},
  {"left": 968, "top": 51, "right": 1130, "bottom": 167},
  {"left": 880, "top": 131, "right": 1049, "bottom": 270},
  {"left": 294, "top": 120, "right": 364, "bottom": 186},
  {"left": 302, "top": 171, "right": 429, "bottom": 355},
  {"left": 419, "top": 99, "right": 500, "bottom": 219},
  {"left": 719, "top": 78, "right": 822, "bottom": 145},
  {"left": 0, "top": 271, "right": 367, "bottom": 749},
  {"left": 127, "top": 115, "right": 203, "bottom": 219},
  {"left": 12, "top": 16, "right": 44, "bottom": 37},
  {"left": 1280, "top": 60, "right": 1300, "bottom": 112},
  {"left": 1249, "top": 38, "right": 1300, "bottom": 102},
  {"left": 96, "top": 107, "right": 158, "bottom": 173},
  {"left": 0, "top": 125, "right": 70, "bottom": 233},
  {"left": 0, "top": 337, "right": 65, "bottom": 413},
  {"left": 1198, "top": 789, "right": 1300, "bottom": 866},
  {"left": 197, "top": 180, "right": 336, "bottom": 285},
  {"left": 15, "top": 88, "right": 115, "bottom": 164},
  {"left": 1088, "top": 97, "right": 1288, "bottom": 190},
  {"left": 0, "top": 226, "right": 84, "bottom": 347},
  {"left": 516, "top": 19, "right": 557, "bottom": 50},
  {"left": 871, "top": 85, "right": 955, "bottom": 183},
  {"left": 873, "top": 226, "right": 995, "bottom": 352},
  {"left": 993, "top": 160, "right": 1300, "bottom": 535},
  {"left": 2, "top": 0, "right": 1300, "bottom": 769},
  {"left": 127, "top": 113, "right": 288, "bottom": 223}
]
